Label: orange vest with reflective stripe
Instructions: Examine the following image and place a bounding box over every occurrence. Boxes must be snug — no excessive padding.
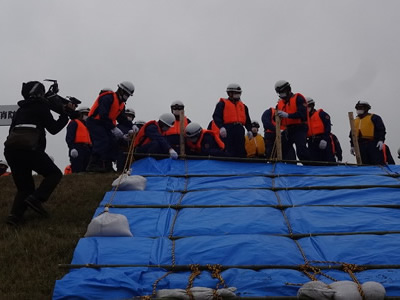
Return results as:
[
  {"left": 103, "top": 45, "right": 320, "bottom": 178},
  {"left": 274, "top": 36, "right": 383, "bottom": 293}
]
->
[
  {"left": 73, "top": 119, "right": 92, "bottom": 144},
  {"left": 220, "top": 98, "right": 246, "bottom": 125},
  {"left": 165, "top": 117, "right": 189, "bottom": 136},
  {"left": 307, "top": 109, "right": 325, "bottom": 137},
  {"left": 133, "top": 120, "right": 162, "bottom": 147},
  {"left": 88, "top": 91, "right": 125, "bottom": 126},
  {"left": 277, "top": 93, "right": 307, "bottom": 126},
  {"left": 355, "top": 114, "right": 374, "bottom": 140},
  {"left": 186, "top": 129, "right": 225, "bottom": 153}
]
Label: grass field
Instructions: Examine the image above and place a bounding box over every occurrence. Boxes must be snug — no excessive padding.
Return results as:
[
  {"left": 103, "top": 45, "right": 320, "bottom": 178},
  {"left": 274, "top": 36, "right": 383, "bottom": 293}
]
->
[{"left": 0, "top": 172, "right": 117, "bottom": 300}]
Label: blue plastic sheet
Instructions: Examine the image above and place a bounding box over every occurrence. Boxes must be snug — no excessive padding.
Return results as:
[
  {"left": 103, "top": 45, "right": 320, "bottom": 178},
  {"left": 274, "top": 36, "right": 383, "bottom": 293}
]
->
[{"left": 53, "top": 158, "right": 400, "bottom": 299}]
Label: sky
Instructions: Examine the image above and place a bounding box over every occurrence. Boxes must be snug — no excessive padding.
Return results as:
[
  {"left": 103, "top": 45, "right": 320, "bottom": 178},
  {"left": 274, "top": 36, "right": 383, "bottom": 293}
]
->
[{"left": 1, "top": 0, "right": 400, "bottom": 169}]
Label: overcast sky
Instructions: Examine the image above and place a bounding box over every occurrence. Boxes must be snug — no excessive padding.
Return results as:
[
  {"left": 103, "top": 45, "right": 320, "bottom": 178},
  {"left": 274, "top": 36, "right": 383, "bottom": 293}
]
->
[{"left": 1, "top": 0, "right": 399, "bottom": 169}]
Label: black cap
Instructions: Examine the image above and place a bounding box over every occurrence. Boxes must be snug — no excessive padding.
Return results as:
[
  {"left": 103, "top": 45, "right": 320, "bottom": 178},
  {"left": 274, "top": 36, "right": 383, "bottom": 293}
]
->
[{"left": 67, "top": 96, "right": 82, "bottom": 105}]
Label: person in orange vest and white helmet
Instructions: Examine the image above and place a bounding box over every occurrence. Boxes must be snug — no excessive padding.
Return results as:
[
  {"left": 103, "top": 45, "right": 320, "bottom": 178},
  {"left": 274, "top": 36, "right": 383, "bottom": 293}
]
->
[
  {"left": 212, "top": 83, "right": 252, "bottom": 158},
  {"left": 134, "top": 113, "right": 179, "bottom": 159},
  {"left": 86, "top": 81, "right": 136, "bottom": 172},
  {"left": 275, "top": 80, "right": 311, "bottom": 162},
  {"left": 65, "top": 106, "right": 92, "bottom": 173},
  {"left": 165, "top": 100, "right": 191, "bottom": 155},
  {"left": 185, "top": 122, "right": 226, "bottom": 157},
  {"left": 350, "top": 101, "right": 394, "bottom": 165},
  {"left": 306, "top": 97, "right": 335, "bottom": 163}
]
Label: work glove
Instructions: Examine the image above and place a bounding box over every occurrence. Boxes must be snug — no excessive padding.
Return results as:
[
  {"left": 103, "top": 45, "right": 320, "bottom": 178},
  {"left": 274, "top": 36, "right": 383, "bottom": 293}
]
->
[
  {"left": 277, "top": 110, "right": 289, "bottom": 118},
  {"left": 246, "top": 131, "right": 253, "bottom": 140},
  {"left": 169, "top": 148, "right": 178, "bottom": 159},
  {"left": 70, "top": 149, "right": 78, "bottom": 158},
  {"left": 319, "top": 139, "right": 328, "bottom": 150},
  {"left": 122, "top": 134, "right": 131, "bottom": 142},
  {"left": 131, "top": 124, "right": 139, "bottom": 134},
  {"left": 219, "top": 127, "right": 227, "bottom": 138},
  {"left": 376, "top": 141, "right": 384, "bottom": 151},
  {"left": 350, "top": 147, "right": 355, "bottom": 156},
  {"left": 111, "top": 127, "right": 124, "bottom": 139}
]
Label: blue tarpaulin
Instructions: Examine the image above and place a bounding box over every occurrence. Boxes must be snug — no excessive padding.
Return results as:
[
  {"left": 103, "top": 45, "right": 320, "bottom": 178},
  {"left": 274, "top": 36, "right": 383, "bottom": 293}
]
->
[{"left": 53, "top": 158, "right": 400, "bottom": 299}]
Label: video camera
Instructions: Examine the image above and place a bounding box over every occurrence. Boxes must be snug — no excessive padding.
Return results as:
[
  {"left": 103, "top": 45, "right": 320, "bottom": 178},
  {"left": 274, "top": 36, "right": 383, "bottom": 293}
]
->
[{"left": 44, "top": 79, "right": 81, "bottom": 119}]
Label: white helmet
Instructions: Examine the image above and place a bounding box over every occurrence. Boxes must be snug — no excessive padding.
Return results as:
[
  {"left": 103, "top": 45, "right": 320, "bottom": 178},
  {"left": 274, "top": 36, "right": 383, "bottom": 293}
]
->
[
  {"left": 171, "top": 100, "right": 184, "bottom": 110},
  {"left": 185, "top": 122, "right": 202, "bottom": 138},
  {"left": 275, "top": 80, "right": 291, "bottom": 93},
  {"left": 159, "top": 113, "right": 176, "bottom": 128},
  {"left": 306, "top": 97, "right": 315, "bottom": 106},
  {"left": 226, "top": 83, "right": 242, "bottom": 93},
  {"left": 77, "top": 106, "right": 90, "bottom": 113},
  {"left": 125, "top": 108, "right": 136, "bottom": 116},
  {"left": 0, "top": 159, "right": 8, "bottom": 168},
  {"left": 117, "top": 81, "right": 135, "bottom": 96}
]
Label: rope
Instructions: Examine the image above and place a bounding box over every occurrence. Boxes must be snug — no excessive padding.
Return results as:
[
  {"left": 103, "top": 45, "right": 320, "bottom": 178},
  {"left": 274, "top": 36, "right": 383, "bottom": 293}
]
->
[
  {"left": 186, "top": 264, "right": 201, "bottom": 300},
  {"left": 103, "top": 133, "right": 137, "bottom": 212}
]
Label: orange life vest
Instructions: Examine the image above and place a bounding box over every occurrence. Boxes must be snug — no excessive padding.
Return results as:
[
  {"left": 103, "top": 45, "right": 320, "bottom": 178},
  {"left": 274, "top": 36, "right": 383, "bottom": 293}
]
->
[
  {"left": 88, "top": 91, "right": 125, "bottom": 126},
  {"left": 220, "top": 98, "right": 246, "bottom": 125},
  {"left": 307, "top": 109, "right": 325, "bottom": 137},
  {"left": 73, "top": 119, "right": 92, "bottom": 144},
  {"left": 277, "top": 93, "right": 307, "bottom": 126},
  {"left": 186, "top": 129, "right": 225, "bottom": 153},
  {"left": 165, "top": 117, "right": 189, "bottom": 136},
  {"left": 64, "top": 165, "right": 72, "bottom": 175},
  {"left": 133, "top": 120, "right": 162, "bottom": 147},
  {"left": 265, "top": 107, "right": 285, "bottom": 133}
]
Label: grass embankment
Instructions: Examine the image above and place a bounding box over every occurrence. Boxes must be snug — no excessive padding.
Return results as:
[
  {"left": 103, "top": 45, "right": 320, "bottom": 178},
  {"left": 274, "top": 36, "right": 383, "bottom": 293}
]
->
[{"left": 0, "top": 172, "right": 117, "bottom": 299}]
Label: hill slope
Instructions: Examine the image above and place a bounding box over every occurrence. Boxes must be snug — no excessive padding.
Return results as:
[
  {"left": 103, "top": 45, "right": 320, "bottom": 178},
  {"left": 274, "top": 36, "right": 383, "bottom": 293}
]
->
[{"left": 0, "top": 172, "right": 117, "bottom": 299}]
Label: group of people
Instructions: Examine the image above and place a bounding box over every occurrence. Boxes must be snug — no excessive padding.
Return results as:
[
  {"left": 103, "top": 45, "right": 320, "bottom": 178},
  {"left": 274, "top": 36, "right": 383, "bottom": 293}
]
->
[{"left": 2, "top": 79, "right": 396, "bottom": 226}]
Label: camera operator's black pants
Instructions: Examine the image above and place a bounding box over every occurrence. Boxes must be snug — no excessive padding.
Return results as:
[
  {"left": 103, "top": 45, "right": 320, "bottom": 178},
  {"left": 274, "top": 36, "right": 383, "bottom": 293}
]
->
[{"left": 4, "top": 149, "right": 63, "bottom": 218}]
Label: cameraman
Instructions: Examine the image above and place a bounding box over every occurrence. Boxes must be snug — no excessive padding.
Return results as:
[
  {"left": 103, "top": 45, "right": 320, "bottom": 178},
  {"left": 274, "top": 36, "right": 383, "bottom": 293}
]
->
[{"left": 3, "top": 80, "right": 72, "bottom": 226}]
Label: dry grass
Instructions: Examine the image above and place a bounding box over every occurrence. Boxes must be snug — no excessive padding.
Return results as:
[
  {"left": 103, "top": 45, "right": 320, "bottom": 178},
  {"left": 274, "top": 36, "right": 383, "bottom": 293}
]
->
[{"left": 0, "top": 172, "right": 117, "bottom": 300}]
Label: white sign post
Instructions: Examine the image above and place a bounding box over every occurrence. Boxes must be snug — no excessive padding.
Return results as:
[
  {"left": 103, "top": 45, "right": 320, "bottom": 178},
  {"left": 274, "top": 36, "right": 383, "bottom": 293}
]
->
[{"left": 0, "top": 105, "right": 18, "bottom": 126}]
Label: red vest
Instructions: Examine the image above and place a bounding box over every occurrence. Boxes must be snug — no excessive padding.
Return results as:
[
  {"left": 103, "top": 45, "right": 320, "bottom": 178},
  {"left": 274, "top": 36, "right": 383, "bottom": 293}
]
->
[
  {"left": 72, "top": 119, "right": 92, "bottom": 144},
  {"left": 186, "top": 129, "right": 225, "bottom": 153},
  {"left": 307, "top": 109, "right": 325, "bottom": 137},
  {"left": 134, "top": 120, "right": 162, "bottom": 147},
  {"left": 88, "top": 91, "right": 125, "bottom": 126},
  {"left": 165, "top": 117, "right": 189, "bottom": 136},
  {"left": 64, "top": 165, "right": 72, "bottom": 175},
  {"left": 277, "top": 93, "right": 307, "bottom": 126},
  {"left": 220, "top": 98, "right": 246, "bottom": 125}
]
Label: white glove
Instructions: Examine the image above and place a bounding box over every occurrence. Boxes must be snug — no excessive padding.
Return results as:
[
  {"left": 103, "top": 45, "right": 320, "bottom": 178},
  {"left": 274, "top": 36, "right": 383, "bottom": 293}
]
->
[
  {"left": 376, "top": 141, "right": 384, "bottom": 151},
  {"left": 131, "top": 125, "right": 139, "bottom": 133},
  {"left": 169, "top": 148, "right": 178, "bottom": 159},
  {"left": 319, "top": 139, "right": 327, "bottom": 150},
  {"left": 247, "top": 131, "right": 253, "bottom": 139},
  {"left": 219, "top": 127, "right": 227, "bottom": 138},
  {"left": 70, "top": 148, "right": 78, "bottom": 158},
  {"left": 277, "top": 110, "right": 289, "bottom": 118},
  {"left": 122, "top": 134, "right": 130, "bottom": 141},
  {"left": 111, "top": 127, "right": 124, "bottom": 139},
  {"left": 350, "top": 147, "right": 355, "bottom": 156}
]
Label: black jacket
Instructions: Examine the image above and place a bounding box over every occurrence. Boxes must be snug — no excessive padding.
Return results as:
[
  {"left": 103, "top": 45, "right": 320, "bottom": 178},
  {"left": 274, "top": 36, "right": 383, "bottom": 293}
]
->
[{"left": 8, "top": 98, "right": 69, "bottom": 151}]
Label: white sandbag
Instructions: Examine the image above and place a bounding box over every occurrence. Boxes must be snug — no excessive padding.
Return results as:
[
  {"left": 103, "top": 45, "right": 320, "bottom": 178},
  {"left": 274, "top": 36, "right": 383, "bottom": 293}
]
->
[
  {"left": 84, "top": 211, "right": 133, "bottom": 237},
  {"left": 111, "top": 174, "right": 147, "bottom": 191},
  {"left": 156, "top": 287, "right": 237, "bottom": 299},
  {"left": 362, "top": 281, "right": 386, "bottom": 300},
  {"left": 297, "top": 280, "right": 335, "bottom": 299},
  {"left": 330, "top": 281, "right": 362, "bottom": 300}
]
